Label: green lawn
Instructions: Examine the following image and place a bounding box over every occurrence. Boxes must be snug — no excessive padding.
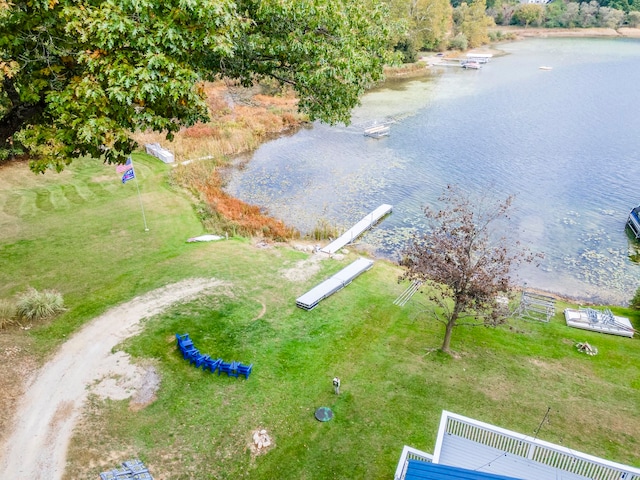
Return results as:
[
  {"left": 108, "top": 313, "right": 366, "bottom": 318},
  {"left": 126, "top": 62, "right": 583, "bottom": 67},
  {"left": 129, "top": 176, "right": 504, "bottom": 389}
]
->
[{"left": 1, "top": 157, "right": 639, "bottom": 479}]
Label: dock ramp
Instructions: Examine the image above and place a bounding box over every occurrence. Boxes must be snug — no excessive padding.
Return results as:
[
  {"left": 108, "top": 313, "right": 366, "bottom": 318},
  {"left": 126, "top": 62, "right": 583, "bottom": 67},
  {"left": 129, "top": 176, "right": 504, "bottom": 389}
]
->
[
  {"left": 296, "top": 257, "right": 374, "bottom": 310},
  {"left": 321, "top": 204, "right": 392, "bottom": 254}
]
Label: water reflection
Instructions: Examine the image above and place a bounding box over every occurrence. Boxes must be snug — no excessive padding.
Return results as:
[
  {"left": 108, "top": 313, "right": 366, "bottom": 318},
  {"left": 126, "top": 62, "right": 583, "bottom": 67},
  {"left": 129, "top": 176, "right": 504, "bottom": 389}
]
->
[{"left": 226, "top": 38, "right": 640, "bottom": 305}]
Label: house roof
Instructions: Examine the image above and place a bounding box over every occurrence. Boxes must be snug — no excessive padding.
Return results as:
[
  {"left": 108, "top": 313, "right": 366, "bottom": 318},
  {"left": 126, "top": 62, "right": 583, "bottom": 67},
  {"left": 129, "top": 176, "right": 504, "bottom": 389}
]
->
[
  {"left": 397, "top": 411, "right": 640, "bottom": 480},
  {"left": 433, "top": 411, "right": 640, "bottom": 480},
  {"left": 405, "top": 460, "right": 522, "bottom": 480}
]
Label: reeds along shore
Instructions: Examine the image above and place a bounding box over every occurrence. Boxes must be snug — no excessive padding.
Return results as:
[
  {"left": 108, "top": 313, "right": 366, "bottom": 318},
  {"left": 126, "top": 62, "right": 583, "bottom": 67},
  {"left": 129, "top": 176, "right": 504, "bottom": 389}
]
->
[{"left": 136, "top": 81, "right": 307, "bottom": 241}]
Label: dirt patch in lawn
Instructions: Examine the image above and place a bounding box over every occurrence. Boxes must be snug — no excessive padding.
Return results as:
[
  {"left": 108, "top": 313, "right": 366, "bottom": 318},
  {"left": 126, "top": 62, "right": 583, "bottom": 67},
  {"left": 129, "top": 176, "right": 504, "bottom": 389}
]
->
[{"left": 0, "top": 278, "right": 228, "bottom": 480}]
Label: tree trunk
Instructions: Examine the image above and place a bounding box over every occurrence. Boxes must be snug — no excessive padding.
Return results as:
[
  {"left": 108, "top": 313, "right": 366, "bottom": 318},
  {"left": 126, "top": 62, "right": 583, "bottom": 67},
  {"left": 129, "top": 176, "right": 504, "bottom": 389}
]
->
[
  {"left": 441, "top": 318, "right": 456, "bottom": 353},
  {"left": 441, "top": 303, "right": 461, "bottom": 353}
]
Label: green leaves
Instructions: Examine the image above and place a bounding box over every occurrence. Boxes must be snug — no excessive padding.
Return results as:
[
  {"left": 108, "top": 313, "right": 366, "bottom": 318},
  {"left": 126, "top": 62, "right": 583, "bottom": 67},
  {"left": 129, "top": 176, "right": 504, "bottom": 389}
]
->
[
  {"left": 216, "top": 0, "right": 393, "bottom": 125},
  {"left": 1, "top": 0, "right": 394, "bottom": 172}
]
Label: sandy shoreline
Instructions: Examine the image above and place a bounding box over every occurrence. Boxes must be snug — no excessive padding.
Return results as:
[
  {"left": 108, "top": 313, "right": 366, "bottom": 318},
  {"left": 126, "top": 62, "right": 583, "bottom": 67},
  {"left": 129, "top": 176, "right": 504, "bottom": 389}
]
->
[{"left": 490, "top": 26, "right": 640, "bottom": 39}]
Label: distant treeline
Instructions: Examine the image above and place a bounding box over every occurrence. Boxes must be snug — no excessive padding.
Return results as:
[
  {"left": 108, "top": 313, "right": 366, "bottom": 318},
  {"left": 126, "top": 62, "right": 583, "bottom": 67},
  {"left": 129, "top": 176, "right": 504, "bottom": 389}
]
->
[
  {"left": 487, "top": 0, "right": 640, "bottom": 29},
  {"left": 383, "top": 0, "right": 639, "bottom": 61}
]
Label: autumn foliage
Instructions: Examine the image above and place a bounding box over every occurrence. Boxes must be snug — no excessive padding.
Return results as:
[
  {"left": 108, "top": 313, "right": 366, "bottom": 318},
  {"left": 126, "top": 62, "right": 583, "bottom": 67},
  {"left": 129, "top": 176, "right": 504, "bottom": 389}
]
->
[
  {"left": 144, "top": 81, "right": 303, "bottom": 241},
  {"left": 134, "top": 81, "right": 304, "bottom": 162},
  {"left": 195, "top": 168, "right": 298, "bottom": 241}
]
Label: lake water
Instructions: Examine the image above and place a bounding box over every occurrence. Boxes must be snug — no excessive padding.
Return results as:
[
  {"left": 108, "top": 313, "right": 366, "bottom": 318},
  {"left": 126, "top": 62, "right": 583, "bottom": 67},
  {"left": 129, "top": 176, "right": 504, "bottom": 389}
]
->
[{"left": 225, "top": 38, "right": 640, "bottom": 305}]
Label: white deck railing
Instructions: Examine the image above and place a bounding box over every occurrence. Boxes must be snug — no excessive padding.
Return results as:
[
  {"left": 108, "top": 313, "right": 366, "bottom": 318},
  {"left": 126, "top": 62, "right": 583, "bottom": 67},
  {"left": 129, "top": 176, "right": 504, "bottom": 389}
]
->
[
  {"left": 394, "top": 445, "right": 433, "bottom": 480},
  {"left": 434, "top": 411, "right": 640, "bottom": 480}
]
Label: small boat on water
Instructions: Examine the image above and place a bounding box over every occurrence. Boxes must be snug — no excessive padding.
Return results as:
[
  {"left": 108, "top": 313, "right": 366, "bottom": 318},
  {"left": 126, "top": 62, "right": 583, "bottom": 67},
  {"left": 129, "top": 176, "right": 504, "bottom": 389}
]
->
[
  {"left": 539, "top": 66, "right": 553, "bottom": 70},
  {"left": 461, "top": 61, "right": 481, "bottom": 70},
  {"left": 627, "top": 205, "right": 640, "bottom": 239}
]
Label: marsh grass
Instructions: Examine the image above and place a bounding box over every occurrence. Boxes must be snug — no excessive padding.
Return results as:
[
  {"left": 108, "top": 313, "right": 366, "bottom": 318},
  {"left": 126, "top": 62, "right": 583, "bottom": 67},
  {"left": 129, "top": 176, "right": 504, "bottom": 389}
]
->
[
  {"left": 309, "top": 217, "right": 341, "bottom": 241},
  {"left": 132, "top": 81, "right": 305, "bottom": 163},
  {"left": 171, "top": 160, "right": 299, "bottom": 241}
]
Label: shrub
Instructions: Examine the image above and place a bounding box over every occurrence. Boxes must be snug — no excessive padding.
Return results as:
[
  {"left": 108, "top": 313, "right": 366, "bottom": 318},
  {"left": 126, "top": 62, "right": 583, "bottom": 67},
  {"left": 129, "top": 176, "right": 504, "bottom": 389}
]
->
[
  {"left": 631, "top": 286, "right": 640, "bottom": 310},
  {"left": 448, "top": 33, "right": 468, "bottom": 51},
  {"left": 16, "top": 288, "right": 65, "bottom": 322},
  {"left": 0, "top": 300, "right": 17, "bottom": 329},
  {"left": 628, "top": 11, "right": 640, "bottom": 28},
  {"left": 394, "top": 37, "right": 418, "bottom": 64}
]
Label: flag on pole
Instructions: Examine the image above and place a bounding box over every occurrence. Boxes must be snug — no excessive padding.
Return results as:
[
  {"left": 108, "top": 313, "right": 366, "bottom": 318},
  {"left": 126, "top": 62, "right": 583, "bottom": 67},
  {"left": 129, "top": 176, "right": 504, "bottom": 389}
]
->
[
  {"left": 115, "top": 156, "right": 148, "bottom": 230},
  {"left": 121, "top": 167, "right": 135, "bottom": 183},
  {"left": 115, "top": 157, "right": 132, "bottom": 173}
]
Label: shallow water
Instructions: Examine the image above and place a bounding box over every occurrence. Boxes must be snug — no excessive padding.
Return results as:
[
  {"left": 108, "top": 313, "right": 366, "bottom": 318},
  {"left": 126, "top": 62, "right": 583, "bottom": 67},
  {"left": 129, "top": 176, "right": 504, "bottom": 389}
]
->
[{"left": 226, "top": 38, "right": 640, "bottom": 305}]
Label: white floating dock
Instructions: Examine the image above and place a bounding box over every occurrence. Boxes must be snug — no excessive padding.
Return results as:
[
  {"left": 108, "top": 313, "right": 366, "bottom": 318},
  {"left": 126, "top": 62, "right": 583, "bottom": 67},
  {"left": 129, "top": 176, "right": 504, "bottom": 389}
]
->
[
  {"left": 296, "top": 258, "right": 374, "bottom": 310},
  {"left": 145, "top": 143, "right": 175, "bottom": 163},
  {"left": 564, "top": 308, "right": 634, "bottom": 338},
  {"left": 364, "top": 124, "right": 390, "bottom": 138},
  {"left": 321, "top": 204, "right": 392, "bottom": 254}
]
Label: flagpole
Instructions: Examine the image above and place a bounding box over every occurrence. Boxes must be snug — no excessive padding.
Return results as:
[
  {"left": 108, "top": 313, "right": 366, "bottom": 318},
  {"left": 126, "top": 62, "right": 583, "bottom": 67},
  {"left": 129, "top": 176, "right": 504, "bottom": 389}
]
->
[{"left": 129, "top": 158, "right": 149, "bottom": 232}]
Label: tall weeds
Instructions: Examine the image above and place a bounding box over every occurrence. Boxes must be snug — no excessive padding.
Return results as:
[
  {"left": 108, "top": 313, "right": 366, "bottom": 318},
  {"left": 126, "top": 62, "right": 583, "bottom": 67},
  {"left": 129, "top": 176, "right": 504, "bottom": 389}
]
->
[
  {"left": 156, "top": 81, "right": 305, "bottom": 242},
  {"left": 0, "top": 299, "right": 16, "bottom": 329},
  {"left": 310, "top": 218, "right": 341, "bottom": 241},
  {"left": 132, "top": 81, "right": 305, "bottom": 162},
  {"left": 171, "top": 161, "right": 299, "bottom": 241}
]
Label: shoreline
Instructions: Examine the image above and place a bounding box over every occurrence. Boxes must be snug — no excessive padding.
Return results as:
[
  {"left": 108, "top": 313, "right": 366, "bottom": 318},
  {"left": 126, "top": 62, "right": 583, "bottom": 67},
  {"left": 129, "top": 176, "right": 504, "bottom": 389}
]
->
[
  {"left": 489, "top": 26, "right": 640, "bottom": 39},
  {"left": 151, "top": 34, "right": 636, "bottom": 306}
]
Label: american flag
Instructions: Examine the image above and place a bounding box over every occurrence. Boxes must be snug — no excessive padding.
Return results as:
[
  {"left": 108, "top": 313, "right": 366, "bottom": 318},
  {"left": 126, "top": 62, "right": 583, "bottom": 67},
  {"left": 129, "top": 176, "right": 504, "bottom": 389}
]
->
[
  {"left": 115, "top": 157, "right": 132, "bottom": 173},
  {"left": 121, "top": 168, "right": 135, "bottom": 184}
]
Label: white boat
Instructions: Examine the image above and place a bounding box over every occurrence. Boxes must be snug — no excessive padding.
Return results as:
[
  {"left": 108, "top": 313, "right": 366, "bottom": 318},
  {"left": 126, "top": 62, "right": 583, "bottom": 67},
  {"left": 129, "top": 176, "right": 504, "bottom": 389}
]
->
[
  {"left": 539, "top": 66, "right": 553, "bottom": 70},
  {"left": 627, "top": 205, "right": 640, "bottom": 239},
  {"left": 564, "top": 308, "right": 634, "bottom": 338},
  {"left": 461, "top": 61, "right": 481, "bottom": 70}
]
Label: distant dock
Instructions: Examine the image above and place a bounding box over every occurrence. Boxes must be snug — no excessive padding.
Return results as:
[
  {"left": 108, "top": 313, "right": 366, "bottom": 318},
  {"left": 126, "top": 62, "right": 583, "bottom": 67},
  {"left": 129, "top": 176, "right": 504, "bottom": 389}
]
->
[
  {"left": 321, "top": 204, "right": 393, "bottom": 254},
  {"left": 428, "top": 52, "right": 493, "bottom": 69}
]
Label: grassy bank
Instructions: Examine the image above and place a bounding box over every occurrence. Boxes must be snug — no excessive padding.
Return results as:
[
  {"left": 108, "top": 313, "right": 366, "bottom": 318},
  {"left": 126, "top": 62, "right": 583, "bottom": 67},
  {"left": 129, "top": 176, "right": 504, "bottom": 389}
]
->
[
  {"left": 133, "top": 80, "right": 306, "bottom": 241},
  {"left": 1, "top": 154, "right": 639, "bottom": 479}
]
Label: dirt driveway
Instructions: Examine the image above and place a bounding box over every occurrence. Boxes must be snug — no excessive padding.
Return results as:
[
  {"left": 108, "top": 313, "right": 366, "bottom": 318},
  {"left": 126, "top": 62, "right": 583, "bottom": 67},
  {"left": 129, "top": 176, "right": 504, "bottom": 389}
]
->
[{"left": 0, "top": 278, "right": 225, "bottom": 479}]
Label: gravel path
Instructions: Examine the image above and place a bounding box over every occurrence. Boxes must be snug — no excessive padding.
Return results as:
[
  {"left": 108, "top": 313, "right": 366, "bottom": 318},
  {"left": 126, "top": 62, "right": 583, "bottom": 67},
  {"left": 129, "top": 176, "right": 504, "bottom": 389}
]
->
[{"left": 0, "top": 278, "right": 224, "bottom": 479}]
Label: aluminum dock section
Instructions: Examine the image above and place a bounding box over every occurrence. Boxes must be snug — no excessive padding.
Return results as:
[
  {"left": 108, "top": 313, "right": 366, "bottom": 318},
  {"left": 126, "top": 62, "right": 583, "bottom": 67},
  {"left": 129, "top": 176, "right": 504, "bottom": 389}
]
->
[
  {"left": 321, "top": 204, "right": 392, "bottom": 254},
  {"left": 296, "top": 257, "right": 374, "bottom": 310}
]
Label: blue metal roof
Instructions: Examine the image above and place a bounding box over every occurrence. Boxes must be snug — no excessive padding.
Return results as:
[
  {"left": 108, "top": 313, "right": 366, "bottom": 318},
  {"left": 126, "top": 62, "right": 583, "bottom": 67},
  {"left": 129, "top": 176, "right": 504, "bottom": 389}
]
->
[{"left": 405, "top": 460, "right": 523, "bottom": 480}]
